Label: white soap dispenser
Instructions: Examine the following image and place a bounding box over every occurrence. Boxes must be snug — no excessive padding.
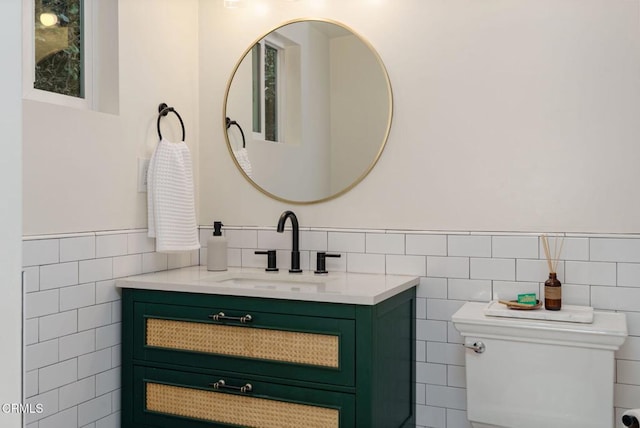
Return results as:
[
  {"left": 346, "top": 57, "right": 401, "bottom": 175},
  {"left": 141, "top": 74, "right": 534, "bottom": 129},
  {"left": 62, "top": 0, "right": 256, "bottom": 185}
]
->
[{"left": 207, "top": 221, "right": 227, "bottom": 271}]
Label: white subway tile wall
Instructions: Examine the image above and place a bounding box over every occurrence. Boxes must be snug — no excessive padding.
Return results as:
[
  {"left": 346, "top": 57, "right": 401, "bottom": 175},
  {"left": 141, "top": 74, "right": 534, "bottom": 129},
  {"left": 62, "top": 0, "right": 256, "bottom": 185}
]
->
[
  {"left": 22, "top": 230, "right": 198, "bottom": 428},
  {"left": 23, "top": 228, "right": 640, "bottom": 428},
  {"left": 220, "top": 228, "right": 640, "bottom": 428}
]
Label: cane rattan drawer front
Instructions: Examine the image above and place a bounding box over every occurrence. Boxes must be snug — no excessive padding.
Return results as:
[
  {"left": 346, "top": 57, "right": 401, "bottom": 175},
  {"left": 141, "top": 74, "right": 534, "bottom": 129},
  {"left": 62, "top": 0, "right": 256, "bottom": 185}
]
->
[
  {"left": 133, "top": 366, "right": 354, "bottom": 428},
  {"left": 134, "top": 301, "right": 356, "bottom": 386}
]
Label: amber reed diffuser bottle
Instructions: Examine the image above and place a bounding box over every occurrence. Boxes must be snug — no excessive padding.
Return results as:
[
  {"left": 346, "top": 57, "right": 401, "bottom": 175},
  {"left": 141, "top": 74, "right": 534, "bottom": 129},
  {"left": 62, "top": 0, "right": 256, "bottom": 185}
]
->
[
  {"left": 544, "top": 272, "right": 562, "bottom": 310},
  {"left": 542, "top": 235, "right": 564, "bottom": 311}
]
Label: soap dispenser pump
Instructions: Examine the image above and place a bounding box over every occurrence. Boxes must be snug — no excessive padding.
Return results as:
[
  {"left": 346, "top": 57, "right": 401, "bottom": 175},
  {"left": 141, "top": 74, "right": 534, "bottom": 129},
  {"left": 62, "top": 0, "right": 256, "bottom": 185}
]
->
[{"left": 207, "top": 221, "right": 227, "bottom": 271}]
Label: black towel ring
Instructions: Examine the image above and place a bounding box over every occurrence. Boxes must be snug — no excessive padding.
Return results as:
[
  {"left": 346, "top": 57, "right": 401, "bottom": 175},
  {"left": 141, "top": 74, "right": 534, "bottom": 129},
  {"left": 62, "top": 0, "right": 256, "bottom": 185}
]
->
[
  {"left": 157, "top": 103, "right": 186, "bottom": 141},
  {"left": 226, "top": 117, "right": 246, "bottom": 148}
]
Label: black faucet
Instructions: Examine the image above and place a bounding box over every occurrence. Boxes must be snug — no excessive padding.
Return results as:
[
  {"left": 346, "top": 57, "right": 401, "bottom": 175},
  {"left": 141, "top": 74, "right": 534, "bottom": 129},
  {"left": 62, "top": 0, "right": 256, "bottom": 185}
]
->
[{"left": 277, "top": 210, "right": 302, "bottom": 273}]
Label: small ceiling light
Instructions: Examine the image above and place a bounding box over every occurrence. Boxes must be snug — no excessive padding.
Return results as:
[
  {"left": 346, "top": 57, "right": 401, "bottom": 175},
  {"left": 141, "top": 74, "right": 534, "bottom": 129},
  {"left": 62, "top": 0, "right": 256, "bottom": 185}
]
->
[
  {"left": 224, "top": 0, "right": 241, "bottom": 8},
  {"left": 39, "top": 12, "right": 58, "bottom": 27}
]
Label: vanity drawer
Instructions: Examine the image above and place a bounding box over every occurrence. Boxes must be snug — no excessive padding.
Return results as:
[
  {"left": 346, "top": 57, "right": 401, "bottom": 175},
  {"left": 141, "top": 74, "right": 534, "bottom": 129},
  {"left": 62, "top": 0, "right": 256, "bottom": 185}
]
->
[
  {"left": 133, "top": 366, "right": 354, "bottom": 428},
  {"left": 133, "top": 301, "right": 356, "bottom": 386}
]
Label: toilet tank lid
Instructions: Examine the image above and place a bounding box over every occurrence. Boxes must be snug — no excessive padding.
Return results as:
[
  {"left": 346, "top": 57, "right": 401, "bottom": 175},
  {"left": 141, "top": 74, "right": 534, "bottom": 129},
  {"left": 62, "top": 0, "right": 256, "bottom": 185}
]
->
[{"left": 452, "top": 302, "right": 627, "bottom": 351}]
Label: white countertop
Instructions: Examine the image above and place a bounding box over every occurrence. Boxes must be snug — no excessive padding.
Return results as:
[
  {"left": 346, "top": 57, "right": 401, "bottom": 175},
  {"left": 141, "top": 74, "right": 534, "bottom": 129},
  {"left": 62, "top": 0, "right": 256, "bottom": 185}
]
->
[{"left": 115, "top": 266, "right": 420, "bottom": 305}]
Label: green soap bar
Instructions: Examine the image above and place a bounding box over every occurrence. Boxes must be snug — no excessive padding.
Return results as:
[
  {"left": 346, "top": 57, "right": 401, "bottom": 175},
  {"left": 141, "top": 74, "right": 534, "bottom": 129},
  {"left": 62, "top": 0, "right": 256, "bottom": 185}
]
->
[{"left": 517, "top": 293, "right": 538, "bottom": 305}]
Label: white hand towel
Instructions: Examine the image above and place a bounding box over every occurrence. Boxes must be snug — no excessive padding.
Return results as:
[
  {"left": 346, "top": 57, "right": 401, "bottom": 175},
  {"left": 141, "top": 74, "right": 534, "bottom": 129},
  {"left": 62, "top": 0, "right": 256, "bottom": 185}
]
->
[
  {"left": 147, "top": 138, "right": 200, "bottom": 252},
  {"left": 147, "top": 145, "right": 158, "bottom": 238},
  {"left": 233, "top": 147, "right": 253, "bottom": 178}
]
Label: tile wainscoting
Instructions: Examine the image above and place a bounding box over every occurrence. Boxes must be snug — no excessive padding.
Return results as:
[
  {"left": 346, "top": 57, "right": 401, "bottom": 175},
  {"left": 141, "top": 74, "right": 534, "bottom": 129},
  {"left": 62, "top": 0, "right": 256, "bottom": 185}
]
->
[
  {"left": 22, "top": 230, "right": 198, "bottom": 428},
  {"left": 23, "top": 227, "right": 640, "bottom": 428}
]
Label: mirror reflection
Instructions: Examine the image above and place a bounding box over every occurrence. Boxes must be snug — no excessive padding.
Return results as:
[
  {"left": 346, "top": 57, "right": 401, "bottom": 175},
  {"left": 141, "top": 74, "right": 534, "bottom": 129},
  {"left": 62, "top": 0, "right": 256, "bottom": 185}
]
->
[{"left": 224, "top": 19, "right": 392, "bottom": 203}]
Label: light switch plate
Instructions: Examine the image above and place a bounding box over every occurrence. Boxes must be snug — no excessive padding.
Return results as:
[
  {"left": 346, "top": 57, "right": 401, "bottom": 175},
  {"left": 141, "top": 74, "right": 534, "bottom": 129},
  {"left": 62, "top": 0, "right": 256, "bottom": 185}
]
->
[{"left": 137, "top": 158, "right": 150, "bottom": 193}]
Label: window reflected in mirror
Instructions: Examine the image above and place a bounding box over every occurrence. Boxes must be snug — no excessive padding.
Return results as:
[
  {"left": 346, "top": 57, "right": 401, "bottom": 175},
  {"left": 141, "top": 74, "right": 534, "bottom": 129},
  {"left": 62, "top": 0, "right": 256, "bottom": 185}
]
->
[
  {"left": 251, "top": 33, "right": 296, "bottom": 143},
  {"left": 264, "top": 43, "right": 279, "bottom": 142}
]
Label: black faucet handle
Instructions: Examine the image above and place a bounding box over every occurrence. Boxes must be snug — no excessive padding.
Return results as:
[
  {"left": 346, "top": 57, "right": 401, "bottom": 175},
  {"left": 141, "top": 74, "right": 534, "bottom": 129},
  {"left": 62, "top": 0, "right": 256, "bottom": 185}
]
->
[
  {"left": 314, "top": 252, "right": 341, "bottom": 274},
  {"left": 255, "top": 250, "right": 279, "bottom": 272}
]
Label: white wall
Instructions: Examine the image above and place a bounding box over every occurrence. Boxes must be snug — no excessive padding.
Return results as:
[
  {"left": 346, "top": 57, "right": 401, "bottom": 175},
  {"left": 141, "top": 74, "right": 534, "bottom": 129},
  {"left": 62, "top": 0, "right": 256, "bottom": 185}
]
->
[
  {"left": 92, "top": 0, "right": 120, "bottom": 115},
  {"left": 23, "top": 0, "right": 200, "bottom": 236},
  {"left": 0, "top": 0, "right": 23, "bottom": 425},
  {"left": 199, "top": 0, "right": 640, "bottom": 234}
]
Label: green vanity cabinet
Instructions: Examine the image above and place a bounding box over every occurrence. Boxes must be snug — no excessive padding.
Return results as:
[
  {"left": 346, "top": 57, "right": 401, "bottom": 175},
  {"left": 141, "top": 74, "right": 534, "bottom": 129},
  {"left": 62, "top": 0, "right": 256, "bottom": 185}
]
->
[{"left": 121, "top": 287, "right": 416, "bottom": 428}]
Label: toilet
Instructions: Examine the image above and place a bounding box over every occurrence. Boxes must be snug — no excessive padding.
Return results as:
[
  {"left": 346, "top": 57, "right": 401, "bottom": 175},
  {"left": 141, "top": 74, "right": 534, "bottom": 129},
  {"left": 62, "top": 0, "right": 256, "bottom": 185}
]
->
[{"left": 452, "top": 302, "right": 627, "bottom": 428}]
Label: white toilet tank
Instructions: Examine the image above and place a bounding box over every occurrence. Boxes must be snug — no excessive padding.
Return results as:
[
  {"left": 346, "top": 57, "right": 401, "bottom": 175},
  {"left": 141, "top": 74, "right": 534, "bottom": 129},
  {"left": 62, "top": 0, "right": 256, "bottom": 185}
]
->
[{"left": 452, "top": 302, "right": 627, "bottom": 428}]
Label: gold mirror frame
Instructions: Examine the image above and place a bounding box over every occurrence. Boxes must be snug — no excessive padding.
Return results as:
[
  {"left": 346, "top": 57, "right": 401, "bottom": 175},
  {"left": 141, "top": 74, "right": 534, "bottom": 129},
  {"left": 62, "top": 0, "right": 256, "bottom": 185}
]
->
[{"left": 223, "top": 18, "right": 393, "bottom": 204}]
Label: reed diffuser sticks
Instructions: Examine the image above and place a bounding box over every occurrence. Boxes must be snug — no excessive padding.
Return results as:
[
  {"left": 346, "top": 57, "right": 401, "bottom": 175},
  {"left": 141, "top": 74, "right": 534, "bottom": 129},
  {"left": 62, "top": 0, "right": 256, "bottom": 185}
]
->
[
  {"left": 541, "top": 234, "right": 564, "bottom": 274},
  {"left": 542, "top": 234, "right": 564, "bottom": 310}
]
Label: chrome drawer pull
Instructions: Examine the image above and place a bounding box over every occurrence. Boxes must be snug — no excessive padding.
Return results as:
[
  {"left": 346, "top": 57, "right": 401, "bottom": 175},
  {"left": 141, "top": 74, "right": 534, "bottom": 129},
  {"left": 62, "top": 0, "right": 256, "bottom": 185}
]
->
[
  {"left": 208, "top": 312, "right": 253, "bottom": 323},
  {"left": 210, "top": 379, "right": 253, "bottom": 394}
]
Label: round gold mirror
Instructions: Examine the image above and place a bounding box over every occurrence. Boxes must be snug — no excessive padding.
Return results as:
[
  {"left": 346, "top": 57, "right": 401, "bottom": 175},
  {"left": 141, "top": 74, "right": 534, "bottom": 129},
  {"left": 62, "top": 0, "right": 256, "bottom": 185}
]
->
[{"left": 224, "top": 18, "right": 392, "bottom": 204}]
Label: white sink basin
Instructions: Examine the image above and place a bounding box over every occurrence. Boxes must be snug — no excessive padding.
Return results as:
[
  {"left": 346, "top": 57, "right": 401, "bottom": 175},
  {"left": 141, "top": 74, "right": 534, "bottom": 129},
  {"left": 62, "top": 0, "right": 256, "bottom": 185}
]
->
[{"left": 205, "top": 271, "right": 327, "bottom": 292}]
